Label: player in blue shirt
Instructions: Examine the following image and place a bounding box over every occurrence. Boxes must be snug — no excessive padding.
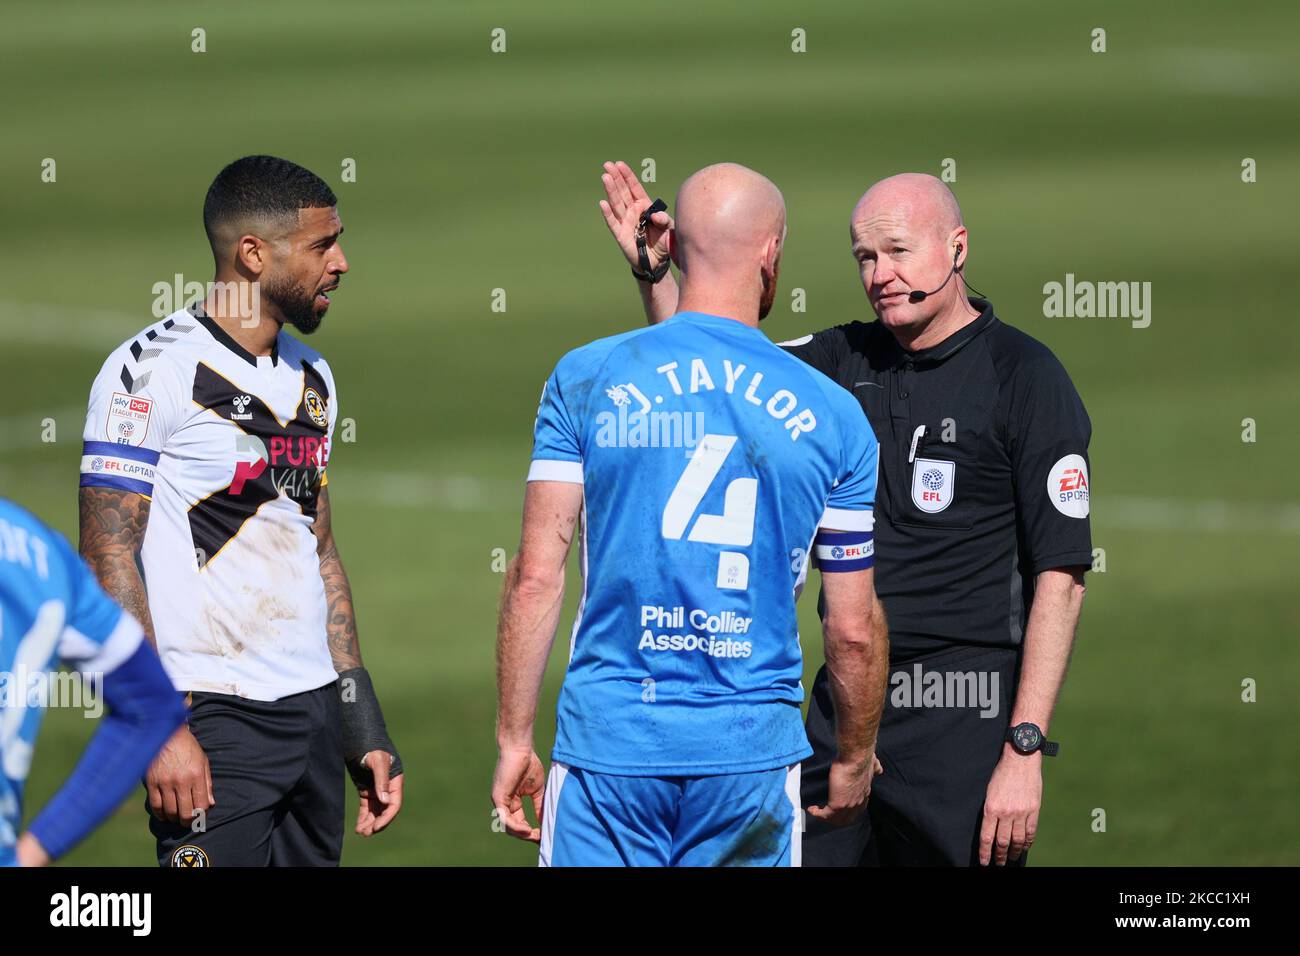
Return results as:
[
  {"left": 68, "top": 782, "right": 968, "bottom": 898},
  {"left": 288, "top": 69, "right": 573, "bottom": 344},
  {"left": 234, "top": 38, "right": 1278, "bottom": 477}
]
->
[
  {"left": 0, "top": 498, "right": 185, "bottom": 866},
  {"left": 492, "top": 164, "right": 889, "bottom": 866}
]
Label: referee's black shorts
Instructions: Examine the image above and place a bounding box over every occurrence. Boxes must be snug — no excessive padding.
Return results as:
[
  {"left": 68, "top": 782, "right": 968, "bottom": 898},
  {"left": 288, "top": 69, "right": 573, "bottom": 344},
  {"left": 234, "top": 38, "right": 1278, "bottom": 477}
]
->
[
  {"left": 801, "top": 643, "right": 1023, "bottom": 867},
  {"left": 149, "top": 682, "right": 343, "bottom": 867}
]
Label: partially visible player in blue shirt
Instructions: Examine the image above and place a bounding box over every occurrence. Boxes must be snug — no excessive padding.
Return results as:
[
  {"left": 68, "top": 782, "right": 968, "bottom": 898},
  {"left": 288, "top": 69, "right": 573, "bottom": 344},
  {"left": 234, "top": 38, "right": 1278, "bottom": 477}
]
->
[
  {"left": 0, "top": 497, "right": 185, "bottom": 866},
  {"left": 493, "top": 164, "right": 889, "bottom": 866}
]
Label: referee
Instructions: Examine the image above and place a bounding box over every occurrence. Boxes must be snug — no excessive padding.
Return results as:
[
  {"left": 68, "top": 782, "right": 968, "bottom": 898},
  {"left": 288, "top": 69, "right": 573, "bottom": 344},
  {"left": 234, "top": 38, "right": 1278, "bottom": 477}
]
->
[{"left": 598, "top": 163, "right": 1091, "bottom": 866}]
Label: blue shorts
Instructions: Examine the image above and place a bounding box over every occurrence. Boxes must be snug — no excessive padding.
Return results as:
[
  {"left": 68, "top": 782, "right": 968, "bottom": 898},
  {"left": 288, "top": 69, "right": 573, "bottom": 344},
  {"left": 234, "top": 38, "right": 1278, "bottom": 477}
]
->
[{"left": 539, "top": 762, "right": 801, "bottom": 867}]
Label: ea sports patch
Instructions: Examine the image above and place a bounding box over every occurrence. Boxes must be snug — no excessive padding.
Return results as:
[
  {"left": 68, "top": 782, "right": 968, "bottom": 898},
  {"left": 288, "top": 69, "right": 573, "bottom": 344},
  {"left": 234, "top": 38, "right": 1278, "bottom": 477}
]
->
[
  {"left": 1048, "top": 454, "right": 1090, "bottom": 518},
  {"left": 911, "top": 458, "right": 954, "bottom": 513},
  {"left": 170, "top": 844, "right": 209, "bottom": 867},
  {"left": 105, "top": 391, "right": 152, "bottom": 447},
  {"left": 303, "top": 387, "right": 328, "bottom": 428}
]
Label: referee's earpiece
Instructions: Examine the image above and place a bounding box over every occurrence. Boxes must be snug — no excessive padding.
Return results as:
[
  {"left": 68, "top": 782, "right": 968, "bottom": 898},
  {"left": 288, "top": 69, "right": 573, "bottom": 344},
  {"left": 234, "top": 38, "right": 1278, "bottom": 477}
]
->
[{"left": 909, "top": 242, "right": 965, "bottom": 303}]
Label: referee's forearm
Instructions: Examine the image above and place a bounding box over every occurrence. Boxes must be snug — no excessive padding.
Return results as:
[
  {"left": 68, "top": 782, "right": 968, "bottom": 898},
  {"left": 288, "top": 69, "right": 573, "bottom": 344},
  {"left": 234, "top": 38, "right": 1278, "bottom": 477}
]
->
[{"left": 1011, "top": 569, "right": 1085, "bottom": 731}]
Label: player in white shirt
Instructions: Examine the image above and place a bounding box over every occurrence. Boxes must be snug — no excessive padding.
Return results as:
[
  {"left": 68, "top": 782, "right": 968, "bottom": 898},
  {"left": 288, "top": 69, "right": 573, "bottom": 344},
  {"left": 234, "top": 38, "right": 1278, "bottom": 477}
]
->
[{"left": 78, "top": 155, "right": 403, "bottom": 866}]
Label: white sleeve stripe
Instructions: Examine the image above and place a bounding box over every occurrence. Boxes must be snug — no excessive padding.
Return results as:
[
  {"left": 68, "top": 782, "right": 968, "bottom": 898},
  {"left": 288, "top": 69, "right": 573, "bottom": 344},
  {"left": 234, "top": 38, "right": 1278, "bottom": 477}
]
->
[
  {"left": 527, "top": 459, "right": 584, "bottom": 484},
  {"left": 819, "top": 507, "right": 874, "bottom": 532},
  {"left": 79, "top": 454, "right": 157, "bottom": 483},
  {"left": 815, "top": 540, "right": 874, "bottom": 562},
  {"left": 60, "top": 612, "right": 147, "bottom": 676}
]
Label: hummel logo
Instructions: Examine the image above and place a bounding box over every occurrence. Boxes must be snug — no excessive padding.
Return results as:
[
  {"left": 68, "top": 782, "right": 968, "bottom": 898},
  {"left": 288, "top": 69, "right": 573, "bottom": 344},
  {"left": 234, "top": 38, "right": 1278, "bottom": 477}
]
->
[{"left": 231, "top": 395, "right": 253, "bottom": 420}]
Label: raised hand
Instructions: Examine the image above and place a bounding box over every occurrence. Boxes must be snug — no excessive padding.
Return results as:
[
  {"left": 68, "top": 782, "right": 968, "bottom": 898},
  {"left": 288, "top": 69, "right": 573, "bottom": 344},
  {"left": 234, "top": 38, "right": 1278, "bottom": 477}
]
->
[{"left": 598, "top": 160, "right": 673, "bottom": 270}]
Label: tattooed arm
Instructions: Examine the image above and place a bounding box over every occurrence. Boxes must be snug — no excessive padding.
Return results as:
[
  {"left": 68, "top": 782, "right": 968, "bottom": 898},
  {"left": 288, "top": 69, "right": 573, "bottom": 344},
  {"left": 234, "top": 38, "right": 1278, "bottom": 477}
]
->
[
  {"left": 77, "top": 486, "right": 213, "bottom": 825},
  {"left": 312, "top": 483, "right": 403, "bottom": 835},
  {"left": 311, "top": 484, "right": 363, "bottom": 672},
  {"left": 78, "top": 487, "right": 157, "bottom": 649}
]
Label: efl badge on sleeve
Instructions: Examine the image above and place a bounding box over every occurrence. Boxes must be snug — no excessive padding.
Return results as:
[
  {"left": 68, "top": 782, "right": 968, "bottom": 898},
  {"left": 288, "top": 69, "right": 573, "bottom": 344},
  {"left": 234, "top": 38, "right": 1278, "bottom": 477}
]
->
[
  {"left": 106, "top": 392, "right": 152, "bottom": 447},
  {"left": 911, "top": 458, "right": 955, "bottom": 513}
]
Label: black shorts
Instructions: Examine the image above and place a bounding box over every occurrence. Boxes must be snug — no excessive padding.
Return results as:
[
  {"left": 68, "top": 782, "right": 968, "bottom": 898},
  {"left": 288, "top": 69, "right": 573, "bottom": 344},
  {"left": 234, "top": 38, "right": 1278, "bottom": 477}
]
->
[
  {"left": 801, "top": 643, "right": 1023, "bottom": 867},
  {"left": 150, "top": 681, "right": 344, "bottom": 867}
]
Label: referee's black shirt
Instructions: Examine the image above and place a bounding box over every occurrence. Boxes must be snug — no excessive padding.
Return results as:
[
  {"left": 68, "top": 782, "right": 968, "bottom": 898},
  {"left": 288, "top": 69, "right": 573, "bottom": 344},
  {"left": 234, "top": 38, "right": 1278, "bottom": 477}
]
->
[{"left": 783, "top": 298, "right": 1093, "bottom": 659}]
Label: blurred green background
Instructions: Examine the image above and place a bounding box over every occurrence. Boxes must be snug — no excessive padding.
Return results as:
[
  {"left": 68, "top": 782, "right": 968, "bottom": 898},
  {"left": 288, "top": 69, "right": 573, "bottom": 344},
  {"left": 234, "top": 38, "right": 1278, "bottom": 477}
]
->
[{"left": 2, "top": 0, "right": 1296, "bottom": 865}]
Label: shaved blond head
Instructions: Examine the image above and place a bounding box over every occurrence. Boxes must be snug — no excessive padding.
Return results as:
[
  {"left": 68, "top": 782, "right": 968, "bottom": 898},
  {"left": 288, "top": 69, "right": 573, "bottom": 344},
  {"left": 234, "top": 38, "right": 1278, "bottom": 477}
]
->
[{"left": 674, "top": 163, "right": 786, "bottom": 274}]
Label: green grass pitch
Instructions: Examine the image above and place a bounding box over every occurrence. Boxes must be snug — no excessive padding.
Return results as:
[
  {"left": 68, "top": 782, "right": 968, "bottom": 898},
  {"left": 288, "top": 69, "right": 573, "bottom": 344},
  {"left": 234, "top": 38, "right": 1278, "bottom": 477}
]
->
[{"left": 1, "top": 0, "right": 1296, "bottom": 865}]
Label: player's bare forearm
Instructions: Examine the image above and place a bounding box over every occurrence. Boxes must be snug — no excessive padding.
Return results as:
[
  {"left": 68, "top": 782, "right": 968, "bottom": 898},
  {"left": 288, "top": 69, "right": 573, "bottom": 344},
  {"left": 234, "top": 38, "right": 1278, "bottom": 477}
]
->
[
  {"left": 312, "top": 485, "right": 363, "bottom": 672},
  {"left": 1009, "top": 567, "right": 1085, "bottom": 733},
  {"left": 639, "top": 272, "right": 680, "bottom": 325},
  {"left": 826, "top": 598, "right": 889, "bottom": 764},
  {"left": 495, "top": 480, "right": 583, "bottom": 749},
  {"left": 319, "top": 547, "right": 362, "bottom": 672},
  {"left": 78, "top": 486, "right": 158, "bottom": 649},
  {"left": 821, "top": 571, "right": 889, "bottom": 763},
  {"left": 495, "top": 555, "right": 566, "bottom": 749}
]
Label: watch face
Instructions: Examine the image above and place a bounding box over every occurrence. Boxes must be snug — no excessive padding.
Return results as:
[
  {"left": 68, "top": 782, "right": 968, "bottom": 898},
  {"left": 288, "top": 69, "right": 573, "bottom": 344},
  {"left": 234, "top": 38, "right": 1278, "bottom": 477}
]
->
[{"left": 1012, "top": 724, "right": 1042, "bottom": 752}]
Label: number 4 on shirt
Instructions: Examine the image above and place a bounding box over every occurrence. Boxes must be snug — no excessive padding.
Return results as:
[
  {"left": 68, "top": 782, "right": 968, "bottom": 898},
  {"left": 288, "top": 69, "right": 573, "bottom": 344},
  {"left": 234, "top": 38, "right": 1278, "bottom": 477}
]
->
[{"left": 661, "top": 434, "right": 756, "bottom": 548}]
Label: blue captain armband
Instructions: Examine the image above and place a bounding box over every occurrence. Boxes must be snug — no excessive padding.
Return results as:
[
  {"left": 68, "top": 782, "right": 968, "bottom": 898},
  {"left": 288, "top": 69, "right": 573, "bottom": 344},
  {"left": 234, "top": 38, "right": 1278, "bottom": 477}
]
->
[
  {"left": 813, "top": 530, "right": 875, "bottom": 572},
  {"left": 79, "top": 441, "right": 159, "bottom": 496}
]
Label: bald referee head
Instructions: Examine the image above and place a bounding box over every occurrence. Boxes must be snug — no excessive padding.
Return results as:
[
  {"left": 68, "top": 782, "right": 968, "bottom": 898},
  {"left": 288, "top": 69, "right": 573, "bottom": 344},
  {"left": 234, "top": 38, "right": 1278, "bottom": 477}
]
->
[
  {"left": 672, "top": 163, "right": 787, "bottom": 324},
  {"left": 850, "top": 173, "right": 978, "bottom": 350}
]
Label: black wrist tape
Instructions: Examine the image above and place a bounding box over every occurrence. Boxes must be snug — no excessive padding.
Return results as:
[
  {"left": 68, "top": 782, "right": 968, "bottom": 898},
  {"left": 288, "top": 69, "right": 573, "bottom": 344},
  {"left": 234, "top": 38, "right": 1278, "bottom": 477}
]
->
[{"left": 337, "top": 667, "right": 403, "bottom": 789}]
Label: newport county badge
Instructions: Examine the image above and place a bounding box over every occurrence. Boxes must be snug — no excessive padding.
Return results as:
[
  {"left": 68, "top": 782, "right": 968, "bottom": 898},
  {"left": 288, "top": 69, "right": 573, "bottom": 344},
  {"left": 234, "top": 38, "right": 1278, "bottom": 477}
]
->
[
  {"left": 911, "top": 458, "right": 955, "bottom": 513},
  {"left": 170, "top": 845, "right": 209, "bottom": 867},
  {"left": 303, "top": 387, "right": 328, "bottom": 429}
]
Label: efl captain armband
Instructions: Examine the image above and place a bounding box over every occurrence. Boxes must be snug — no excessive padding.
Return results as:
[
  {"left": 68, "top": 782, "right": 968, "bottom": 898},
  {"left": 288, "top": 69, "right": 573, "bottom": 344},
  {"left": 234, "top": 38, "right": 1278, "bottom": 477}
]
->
[
  {"left": 338, "top": 667, "right": 404, "bottom": 789},
  {"left": 813, "top": 530, "right": 875, "bottom": 572}
]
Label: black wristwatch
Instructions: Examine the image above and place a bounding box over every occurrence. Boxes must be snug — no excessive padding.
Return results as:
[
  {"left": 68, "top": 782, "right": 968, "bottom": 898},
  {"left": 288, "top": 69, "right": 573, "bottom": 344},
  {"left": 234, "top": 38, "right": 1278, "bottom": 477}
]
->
[{"left": 1006, "top": 722, "right": 1059, "bottom": 757}]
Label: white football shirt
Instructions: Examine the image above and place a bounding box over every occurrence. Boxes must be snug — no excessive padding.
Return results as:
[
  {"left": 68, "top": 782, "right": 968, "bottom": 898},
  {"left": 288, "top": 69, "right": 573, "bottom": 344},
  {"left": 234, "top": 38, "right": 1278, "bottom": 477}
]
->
[{"left": 80, "top": 304, "right": 339, "bottom": 701}]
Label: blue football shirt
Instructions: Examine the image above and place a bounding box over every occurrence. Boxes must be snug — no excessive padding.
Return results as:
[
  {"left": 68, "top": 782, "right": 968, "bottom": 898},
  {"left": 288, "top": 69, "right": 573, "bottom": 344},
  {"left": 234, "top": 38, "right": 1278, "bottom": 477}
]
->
[
  {"left": 529, "top": 311, "right": 879, "bottom": 775},
  {"left": 0, "top": 499, "right": 145, "bottom": 863}
]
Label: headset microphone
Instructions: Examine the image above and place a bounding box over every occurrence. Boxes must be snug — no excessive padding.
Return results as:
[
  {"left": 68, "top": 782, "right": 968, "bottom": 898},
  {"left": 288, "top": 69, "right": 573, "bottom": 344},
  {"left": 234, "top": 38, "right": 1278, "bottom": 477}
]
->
[{"left": 907, "top": 244, "right": 963, "bottom": 303}]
